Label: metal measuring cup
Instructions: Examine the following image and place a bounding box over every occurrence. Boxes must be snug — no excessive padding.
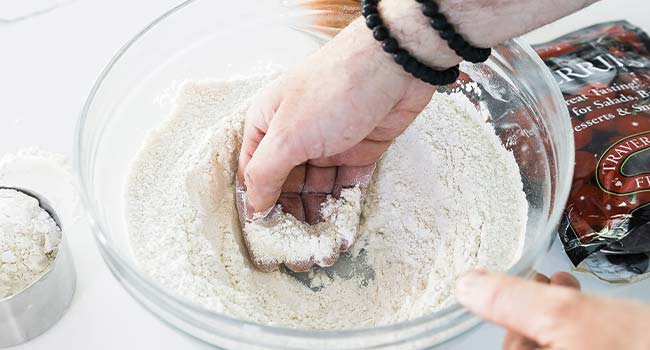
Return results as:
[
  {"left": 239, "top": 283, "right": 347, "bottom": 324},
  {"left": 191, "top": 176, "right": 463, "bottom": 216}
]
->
[{"left": 0, "top": 187, "right": 76, "bottom": 348}]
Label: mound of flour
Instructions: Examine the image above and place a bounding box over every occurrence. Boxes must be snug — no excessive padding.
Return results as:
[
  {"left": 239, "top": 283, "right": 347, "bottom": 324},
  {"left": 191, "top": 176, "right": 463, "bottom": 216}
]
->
[{"left": 126, "top": 75, "right": 527, "bottom": 329}]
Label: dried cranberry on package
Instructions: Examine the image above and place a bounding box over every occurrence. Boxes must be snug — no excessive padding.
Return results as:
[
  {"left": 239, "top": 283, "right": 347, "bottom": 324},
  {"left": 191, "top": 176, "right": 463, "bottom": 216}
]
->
[{"left": 534, "top": 21, "right": 650, "bottom": 282}]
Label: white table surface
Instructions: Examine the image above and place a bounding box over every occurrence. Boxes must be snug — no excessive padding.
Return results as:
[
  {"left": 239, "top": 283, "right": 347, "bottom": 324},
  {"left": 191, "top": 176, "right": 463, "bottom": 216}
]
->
[{"left": 1, "top": 0, "right": 649, "bottom": 349}]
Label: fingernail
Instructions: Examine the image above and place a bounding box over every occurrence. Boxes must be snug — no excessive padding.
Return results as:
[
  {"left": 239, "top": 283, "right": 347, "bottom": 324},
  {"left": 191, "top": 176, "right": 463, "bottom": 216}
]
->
[
  {"left": 236, "top": 186, "right": 255, "bottom": 221},
  {"left": 248, "top": 204, "right": 276, "bottom": 222},
  {"left": 240, "top": 189, "right": 255, "bottom": 221},
  {"left": 456, "top": 270, "right": 489, "bottom": 306},
  {"left": 245, "top": 202, "right": 256, "bottom": 221}
]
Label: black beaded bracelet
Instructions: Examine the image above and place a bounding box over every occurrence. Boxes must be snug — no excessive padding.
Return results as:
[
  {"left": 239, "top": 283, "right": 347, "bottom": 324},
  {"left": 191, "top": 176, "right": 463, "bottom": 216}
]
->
[
  {"left": 362, "top": 0, "right": 460, "bottom": 86},
  {"left": 416, "top": 0, "right": 491, "bottom": 63}
]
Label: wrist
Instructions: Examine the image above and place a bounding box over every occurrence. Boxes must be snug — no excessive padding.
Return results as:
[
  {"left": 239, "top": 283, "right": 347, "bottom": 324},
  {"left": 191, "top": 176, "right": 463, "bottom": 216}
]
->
[
  {"left": 379, "top": 0, "right": 461, "bottom": 69},
  {"left": 438, "top": 0, "right": 601, "bottom": 47},
  {"left": 343, "top": 17, "right": 426, "bottom": 85},
  {"left": 377, "top": 0, "right": 601, "bottom": 68}
]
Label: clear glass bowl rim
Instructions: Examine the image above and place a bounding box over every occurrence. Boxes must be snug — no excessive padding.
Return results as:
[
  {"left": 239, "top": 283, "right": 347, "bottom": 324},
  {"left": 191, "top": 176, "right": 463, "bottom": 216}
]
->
[{"left": 75, "top": 0, "right": 575, "bottom": 341}]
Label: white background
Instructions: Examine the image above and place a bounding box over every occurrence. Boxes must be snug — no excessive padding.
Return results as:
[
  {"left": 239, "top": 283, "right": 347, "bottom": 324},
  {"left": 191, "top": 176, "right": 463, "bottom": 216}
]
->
[{"left": 1, "top": 0, "right": 649, "bottom": 349}]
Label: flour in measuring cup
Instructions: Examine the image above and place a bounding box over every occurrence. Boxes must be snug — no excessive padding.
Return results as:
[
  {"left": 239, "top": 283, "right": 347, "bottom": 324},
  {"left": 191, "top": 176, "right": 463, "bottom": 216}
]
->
[
  {"left": 0, "top": 148, "right": 79, "bottom": 298},
  {"left": 0, "top": 189, "right": 61, "bottom": 298}
]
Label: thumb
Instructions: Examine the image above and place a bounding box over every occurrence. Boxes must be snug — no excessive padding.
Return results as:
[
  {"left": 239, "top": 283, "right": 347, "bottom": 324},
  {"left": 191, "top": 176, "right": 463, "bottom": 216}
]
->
[
  {"left": 243, "top": 126, "right": 306, "bottom": 215},
  {"left": 456, "top": 270, "right": 588, "bottom": 347}
]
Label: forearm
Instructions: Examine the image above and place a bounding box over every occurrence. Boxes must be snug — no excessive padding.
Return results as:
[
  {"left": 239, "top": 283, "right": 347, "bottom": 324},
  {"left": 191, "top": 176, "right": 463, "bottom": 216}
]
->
[
  {"left": 379, "top": 0, "right": 601, "bottom": 68},
  {"left": 442, "top": 0, "right": 601, "bottom": 45}
]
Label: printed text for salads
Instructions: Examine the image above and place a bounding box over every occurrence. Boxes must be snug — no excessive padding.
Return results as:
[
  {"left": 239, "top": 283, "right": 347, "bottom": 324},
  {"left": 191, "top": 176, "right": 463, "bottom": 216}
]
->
[{"left": 569, "top": 80, "right": 649, "bottom": 131}]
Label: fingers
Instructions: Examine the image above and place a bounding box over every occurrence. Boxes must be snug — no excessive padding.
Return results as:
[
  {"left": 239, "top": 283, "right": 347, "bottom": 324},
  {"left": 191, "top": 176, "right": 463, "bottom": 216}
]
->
[
  {"left": 532, "top": 273, "right": 550, "bottom": 284},
  {"left": 234, "top": 179, "right": 248, "bottom": 228},
  {"left": 302, "top": 166, "right": 337, "bottom": 224},
  {"left": 334, "top": 164, "right": 375, "bottom": 251},
  {"left": 284, "top": 258, "right": 315, "bottom": 273},
  {"left": 237, "top": 122, "right": 266, "bottom": 185},
  {"left": 503, "top": 273, "right": 549, "bottom": 350},
  {"left": 309, "top": 139, "right": 391, "bottom": 168},
  {"left": 307, "top": 83, "right": 432, "bottom": 168},
  {"left": 303, "top": 165, "right": 337, "bottom": 193},
  {"left": 243, "top": 125, "right": 307, "bottom": 214},
  {"left": 277, "top": 166, "right": 307, "bottom": 220},
  {"left": 333, "top": 164, "right": 376, "bottom": 198},
  {"left": 299, "top": 164, "right": 376, "bottom": 225},
  {"left": 237, "top": 82, "right": 288, "bottom": 216},
  {"left": 237, "top": 83, "right": 283, "bottom": 184},
  {"left": 456, "top": 270, "right": 587, "bottom": 345},
  {"left": 302, "top": 194, "right": 328, "bottom": 224},
  {"left": 502, "top": 336, "right": 538, "bottom": 350},
  {"left": 502, "top": 272, "right": 581, "bottom": 350},
  {"left": 281, "top": 165, "right": 306, "bottom": 192},
  {"left": 277, "top": 193, "right": 305, "bottom": 222},
  {"left": 550, "top": 272, "right": 581, "bottom": 289}
]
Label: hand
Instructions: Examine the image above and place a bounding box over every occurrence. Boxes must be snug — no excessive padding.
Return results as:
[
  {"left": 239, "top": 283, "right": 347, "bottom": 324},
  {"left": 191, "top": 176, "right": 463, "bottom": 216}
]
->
[
  {"left": 237, "top": 17, "right": 438, "bottom": 219},
  {"left": 236, "top": 0, "right": 602, "bottom": 271},
  {"left": 456, "top": 270, "right": 650, "bottom": 350},
  {"left": 237, "top": 0, "right": 603, "bottom": 220}
]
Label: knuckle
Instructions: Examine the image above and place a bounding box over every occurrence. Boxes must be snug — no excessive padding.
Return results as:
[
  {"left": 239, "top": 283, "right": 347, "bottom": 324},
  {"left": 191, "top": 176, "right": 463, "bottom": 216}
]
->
[
  {"left": 243, "top": 165, "right": 256, "bottom": 187},
  {"left": 305, "top": 139, "right": 326, "bottom": 160},
  {"left": 548, "top": 289, "right": 580, "bottom": 317},
  {"left": 243, "top": 167, "right": 263, "bottom": 200},
  {"left": 508, "top": 341, "right": 535, "bottom": 350},
  {"left": 275, "top": 131, "right": 310, "bottom": 163},
  {"left": 484, "top": 282, "right": 511, "bottom": 320},
  {"left": 538, "top": 289, "right": 583, "bottom": 334},
  {"left": 245, "top": 100, "right": 271, "bottom": 126}
]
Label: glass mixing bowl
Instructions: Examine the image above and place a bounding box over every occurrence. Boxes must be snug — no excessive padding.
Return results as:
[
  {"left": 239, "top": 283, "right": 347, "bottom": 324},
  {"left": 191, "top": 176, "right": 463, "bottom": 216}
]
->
[{"left": 76, "top": 0, "right": 574, "bottom": 348}]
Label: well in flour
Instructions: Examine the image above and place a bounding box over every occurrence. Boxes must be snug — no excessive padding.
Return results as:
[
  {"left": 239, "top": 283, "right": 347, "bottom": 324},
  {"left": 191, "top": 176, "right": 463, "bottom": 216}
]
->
[
  {"left": 242, "top": 186, "right": 362, "bottom": 270},
  {"left": 126, "top": 75, "right": 528, "bottom": 329}
]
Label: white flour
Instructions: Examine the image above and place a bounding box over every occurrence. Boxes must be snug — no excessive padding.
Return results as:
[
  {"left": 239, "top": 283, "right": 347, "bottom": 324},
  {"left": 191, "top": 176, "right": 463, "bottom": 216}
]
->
[
  {"left": 0, "top": 189, "right": 61, "bottom": 298},
  {"left": 0, "top": 148, "right": 79, "bottom": 298},
  {"left": 127, "top": 76, "right": 528, "bottom": 329},
  {"left": 243, "top": 186, "right": 361, "bottom": 268}
]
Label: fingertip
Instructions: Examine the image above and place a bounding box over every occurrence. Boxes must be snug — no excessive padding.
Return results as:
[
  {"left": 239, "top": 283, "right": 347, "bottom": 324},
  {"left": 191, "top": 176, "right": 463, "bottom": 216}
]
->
[
  {"left": 503, "top": 331, "right": 539, "bottom": 350},
  {"left": 285, "top": 259, "right": 315, "bottom": 273},
  {"left": 455, "top": 269, "right": 491, "bottom": 307},
  {"left": 338, "top": 164, "right": 376, "bottom": 187},
  {"left": 457, "top": 271, "right": 584, "bottom": 343},
  {"left": 243, "top": 121, "right": 306, "bottom": 215},
  {"left": 235, "top": 184, "right": 247, "bottom": 227},
  {"left": 550, "top": 272, "right": 581, "bottom": 290},
  {"left": 243, "top": 176, "right": 279, "bottom": 215},
  {"left": 237, "top": 150, "right": 249, "bottom": 185},
  {"left": 333, "top": 164, "right": 376, "bottom": 197},
  {"left": 242, "top": 156, "right": 283, "bottom": 215},
  {"left": 533, "top": 273, "right": 551, "bottom": 284}
]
